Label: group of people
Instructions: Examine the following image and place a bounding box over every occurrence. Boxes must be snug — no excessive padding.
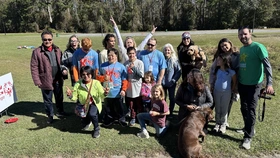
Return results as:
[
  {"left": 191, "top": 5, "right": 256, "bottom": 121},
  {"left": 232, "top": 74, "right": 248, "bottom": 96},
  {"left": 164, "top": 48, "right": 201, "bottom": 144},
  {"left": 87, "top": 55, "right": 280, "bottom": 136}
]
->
[{"left": 30, "top": 24, "right": 274, "bottom": 150}]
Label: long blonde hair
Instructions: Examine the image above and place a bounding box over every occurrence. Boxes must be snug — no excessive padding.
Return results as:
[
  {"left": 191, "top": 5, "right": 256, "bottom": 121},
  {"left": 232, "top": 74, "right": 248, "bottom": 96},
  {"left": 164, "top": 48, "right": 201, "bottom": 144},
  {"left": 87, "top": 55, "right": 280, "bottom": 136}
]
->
[
  {"left": 151, "top": 84, "right": 165, "bottom": 100},
  {"left": 162, "top": 43, "right": 178, "bottom": 68},
  {"left": 124, "top": 36, "right": 137, "bottom": 48}
]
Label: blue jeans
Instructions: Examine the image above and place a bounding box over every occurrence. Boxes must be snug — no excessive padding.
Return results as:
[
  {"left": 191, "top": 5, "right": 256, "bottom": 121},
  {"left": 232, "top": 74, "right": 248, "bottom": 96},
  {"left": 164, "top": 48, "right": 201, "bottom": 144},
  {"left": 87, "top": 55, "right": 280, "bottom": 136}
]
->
[
  {"left": 163, "top": 83, "right": 176, "bottom": 115},
  {"left": 41, "top": 81, "right": 64, "bottom": 117},
  {"left": 82, "top": 104, "right": 99, "bottom": 131},
  {"left": 137, "top": 113, "right": 167, "bottom": 137}
]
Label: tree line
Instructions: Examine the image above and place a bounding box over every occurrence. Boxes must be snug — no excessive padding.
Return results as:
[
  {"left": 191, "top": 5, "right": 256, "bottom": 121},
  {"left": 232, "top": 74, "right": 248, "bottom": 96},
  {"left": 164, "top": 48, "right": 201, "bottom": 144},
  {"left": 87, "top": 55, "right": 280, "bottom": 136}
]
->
[{"left": 0, "top": 0, "right": 279, "bottom": 33}]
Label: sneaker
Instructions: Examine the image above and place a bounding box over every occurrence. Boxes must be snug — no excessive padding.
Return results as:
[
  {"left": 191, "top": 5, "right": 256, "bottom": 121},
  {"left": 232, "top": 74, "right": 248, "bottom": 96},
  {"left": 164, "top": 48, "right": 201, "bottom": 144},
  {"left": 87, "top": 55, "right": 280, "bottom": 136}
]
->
[
  {"left": 47, "top": 116, "right": 53, "bottom": 124},
  {"left": 129, "top": 119, "right": 136, "bottom": 126},
  {"left": 220, "top": 125, "right": 226, "bottom": 134},
  {"left": 82, "top": 122, "right": 92, "bottom": 131},
  {"left": 92, "top": 130, "right": 100, "bottom": 138},
  {"left": 213, "top": 124, "right": 220, "bottom": 132},
  {"left": 236, "top": 128, "right": 256, "bottom": 135},
  {"left": 137, "top": 130, "right": 150, "bottom": 138},
  {"left": 119, "top": 120, "right": 128, "bottom": 127},
  {"left": 242, "top": 138, "right": 251, "bottom": 150}
]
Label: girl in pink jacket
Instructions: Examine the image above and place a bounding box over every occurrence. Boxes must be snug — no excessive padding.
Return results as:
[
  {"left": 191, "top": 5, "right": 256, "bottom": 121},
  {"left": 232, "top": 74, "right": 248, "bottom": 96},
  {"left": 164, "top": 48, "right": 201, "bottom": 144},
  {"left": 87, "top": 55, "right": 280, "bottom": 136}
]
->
[{"left": 141, "top": 71, "right": 156, "bottom": 112}]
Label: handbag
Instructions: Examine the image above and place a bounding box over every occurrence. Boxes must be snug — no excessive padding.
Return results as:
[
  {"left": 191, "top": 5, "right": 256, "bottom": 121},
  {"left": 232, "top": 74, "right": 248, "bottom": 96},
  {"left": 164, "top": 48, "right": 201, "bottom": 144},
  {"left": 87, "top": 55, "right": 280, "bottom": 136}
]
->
[{"left": 75, "top": 81, "right": 93, "bottom": 117}]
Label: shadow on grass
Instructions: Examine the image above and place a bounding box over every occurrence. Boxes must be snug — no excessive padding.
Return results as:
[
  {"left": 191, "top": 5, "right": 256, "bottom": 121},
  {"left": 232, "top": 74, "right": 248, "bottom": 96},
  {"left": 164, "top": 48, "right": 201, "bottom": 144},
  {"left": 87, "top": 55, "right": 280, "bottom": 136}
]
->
[
  {"left": 5, "top": 101, "right": 92, "bottom": 134},
  {"left": 207, "top": 123, "right": 243, "bottom": 143},
  {"left": 5, "top": 102, "right": 243, "bottom": 157}
]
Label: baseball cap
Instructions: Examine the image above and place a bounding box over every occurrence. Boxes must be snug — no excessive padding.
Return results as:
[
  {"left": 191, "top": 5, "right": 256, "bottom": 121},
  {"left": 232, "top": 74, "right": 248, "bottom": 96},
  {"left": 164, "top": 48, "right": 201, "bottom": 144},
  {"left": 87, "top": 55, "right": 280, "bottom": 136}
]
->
[{"left": 182, "top": 32, "right": 191, "bottom": 39}]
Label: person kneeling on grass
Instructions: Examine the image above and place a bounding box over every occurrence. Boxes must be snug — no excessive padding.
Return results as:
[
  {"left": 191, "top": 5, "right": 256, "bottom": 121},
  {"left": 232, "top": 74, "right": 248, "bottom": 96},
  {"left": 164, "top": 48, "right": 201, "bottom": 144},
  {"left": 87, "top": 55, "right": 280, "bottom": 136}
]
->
[
  {"left": 66, "top": 66, "right": 109, "bottom": 138},
  {"left": 137, "top": 84, "right": 170, "bottom": 138}
]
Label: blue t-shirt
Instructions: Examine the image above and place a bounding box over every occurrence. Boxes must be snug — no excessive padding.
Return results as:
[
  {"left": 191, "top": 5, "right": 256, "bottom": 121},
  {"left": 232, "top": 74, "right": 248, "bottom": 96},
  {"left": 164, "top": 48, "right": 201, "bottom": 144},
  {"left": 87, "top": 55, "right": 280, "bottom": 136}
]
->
[
  {"left": 137, "top": 49, "right": 167, "bottom": 81},
  {"left": 214, "top": 69, "right": 235, "bottom": 91},
  {"left": 72, "top": 48, "right": 99, "bottom": 71},
  {"left": 100, "top": 62, "right": 127, "bottom": 98}
]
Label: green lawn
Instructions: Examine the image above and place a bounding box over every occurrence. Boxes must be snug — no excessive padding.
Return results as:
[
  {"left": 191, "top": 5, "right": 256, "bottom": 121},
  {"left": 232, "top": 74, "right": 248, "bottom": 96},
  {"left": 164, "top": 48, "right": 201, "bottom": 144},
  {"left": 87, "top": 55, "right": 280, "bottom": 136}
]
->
[{"left": 0, "top": 31, "right": 280, "bottom": 157}]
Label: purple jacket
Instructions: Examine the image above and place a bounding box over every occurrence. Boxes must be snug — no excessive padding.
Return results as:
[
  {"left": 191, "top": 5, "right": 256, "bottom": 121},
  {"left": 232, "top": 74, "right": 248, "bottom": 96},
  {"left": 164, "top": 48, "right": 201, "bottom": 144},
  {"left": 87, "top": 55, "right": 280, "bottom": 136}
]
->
[{"left": 30, "top": 44, "right": 65, "bottom": 90}]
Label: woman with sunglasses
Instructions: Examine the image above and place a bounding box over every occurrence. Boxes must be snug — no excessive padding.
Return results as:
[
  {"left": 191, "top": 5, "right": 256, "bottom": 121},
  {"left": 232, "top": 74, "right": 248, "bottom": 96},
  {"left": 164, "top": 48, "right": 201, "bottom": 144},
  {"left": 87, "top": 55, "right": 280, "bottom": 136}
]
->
[
  {"left": 62, "top": 35, "right": 81, "bottom": 86},
  {"left": 110, "top": 16, "right": 157, "bottom": 63},
  {"left": 176, "top": 32, "right": 195, "bottom": 80},
  {"left": 66, "top": 66, "right": 108, "bottom": 138},
  {"left": 72, "top": 38, "right": 99, "bottom": 83}
]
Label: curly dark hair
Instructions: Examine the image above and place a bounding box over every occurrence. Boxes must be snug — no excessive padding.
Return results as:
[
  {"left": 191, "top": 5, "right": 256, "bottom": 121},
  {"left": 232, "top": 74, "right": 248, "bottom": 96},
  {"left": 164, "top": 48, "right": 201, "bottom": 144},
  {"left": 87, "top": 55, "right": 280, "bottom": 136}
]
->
[
  {"left": 182, "top": 68, "right": 205, "bottom": 96},
  {"left": 102, "top": 34, "right": 115, "bottom": 49}
]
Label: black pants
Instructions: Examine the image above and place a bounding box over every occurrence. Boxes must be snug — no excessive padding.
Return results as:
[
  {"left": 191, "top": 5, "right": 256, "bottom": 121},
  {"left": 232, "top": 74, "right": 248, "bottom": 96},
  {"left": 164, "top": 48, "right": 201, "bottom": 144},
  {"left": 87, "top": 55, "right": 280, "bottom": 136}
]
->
[
  {"left": 41, "top": 81, "right": 64, "bottom": 117},
  {"left": 103, "top": 98, "right": 126, "bottom": 123},
  {"left": 238, "top": 83, "right": 261, "bottom": 139}
]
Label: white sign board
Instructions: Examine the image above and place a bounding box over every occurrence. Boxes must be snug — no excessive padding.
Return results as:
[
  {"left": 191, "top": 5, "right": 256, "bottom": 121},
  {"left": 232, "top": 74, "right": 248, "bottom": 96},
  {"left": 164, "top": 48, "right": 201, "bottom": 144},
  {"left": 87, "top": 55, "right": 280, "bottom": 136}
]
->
[{"left": 0, "top": 73, "right": 18, "bottom": 112}]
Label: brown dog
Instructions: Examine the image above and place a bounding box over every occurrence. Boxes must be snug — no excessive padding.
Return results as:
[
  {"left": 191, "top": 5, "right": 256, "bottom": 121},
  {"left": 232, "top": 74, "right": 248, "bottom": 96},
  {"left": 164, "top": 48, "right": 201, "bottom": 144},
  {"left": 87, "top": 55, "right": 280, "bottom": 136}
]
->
[
  {"left": 187, "top": 45, "right": 207, "bottom": 69},
  {"left": 178, "top": 107, "right": 213, "bottom": 158}
]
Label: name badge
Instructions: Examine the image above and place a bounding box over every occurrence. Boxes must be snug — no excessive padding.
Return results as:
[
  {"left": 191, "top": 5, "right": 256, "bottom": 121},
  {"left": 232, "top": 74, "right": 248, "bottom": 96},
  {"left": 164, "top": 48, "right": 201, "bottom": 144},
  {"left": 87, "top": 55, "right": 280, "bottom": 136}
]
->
[{"left": 149, "top": 65, "right": 153, "bottom": 71}]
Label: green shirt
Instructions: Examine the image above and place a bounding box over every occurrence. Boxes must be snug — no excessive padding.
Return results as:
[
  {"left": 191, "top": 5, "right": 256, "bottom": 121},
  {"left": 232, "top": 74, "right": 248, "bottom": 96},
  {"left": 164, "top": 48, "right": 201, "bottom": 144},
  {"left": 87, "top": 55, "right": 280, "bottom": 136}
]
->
[
  {"left": 239, "top": 42, "right": 268, "bottom": 85},
  {"left": 72, "top": 79, "right": 105, "bottom": 113}
]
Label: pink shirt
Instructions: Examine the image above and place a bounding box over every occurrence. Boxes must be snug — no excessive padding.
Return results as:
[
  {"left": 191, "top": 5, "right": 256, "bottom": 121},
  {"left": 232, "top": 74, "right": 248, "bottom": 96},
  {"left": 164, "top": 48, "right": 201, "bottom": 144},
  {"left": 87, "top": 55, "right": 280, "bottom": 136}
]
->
[{"left": 140, "top": 82, "right": 156, "bottom": 101}]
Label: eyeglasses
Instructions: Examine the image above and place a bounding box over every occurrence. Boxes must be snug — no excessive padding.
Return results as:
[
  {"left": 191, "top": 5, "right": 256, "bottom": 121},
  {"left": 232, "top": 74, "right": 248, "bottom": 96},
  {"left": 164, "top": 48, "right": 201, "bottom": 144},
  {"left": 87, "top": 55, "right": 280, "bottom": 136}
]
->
[
  {"left": 71, "top": 40, "right": 78, "bottom": 43},
  {"left": 81, "top": 73, "right": 91, "bottom": 77},
  {"left": 43, "top": 38, "right": 52, "bottom": 42},
  {"left": 183, "top": 38, "right": 190, "bottom": 40},
  {"left": 147, "top": 43, "right": 155, "bottom": 47}
]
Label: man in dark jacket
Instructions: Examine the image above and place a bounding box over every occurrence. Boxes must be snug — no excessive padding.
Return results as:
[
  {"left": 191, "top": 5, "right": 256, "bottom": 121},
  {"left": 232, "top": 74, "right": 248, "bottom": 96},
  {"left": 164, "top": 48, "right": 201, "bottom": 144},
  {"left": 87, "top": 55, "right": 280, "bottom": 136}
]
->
[{"left": 30, "top": 30, "right": 68, "bottom": 124}]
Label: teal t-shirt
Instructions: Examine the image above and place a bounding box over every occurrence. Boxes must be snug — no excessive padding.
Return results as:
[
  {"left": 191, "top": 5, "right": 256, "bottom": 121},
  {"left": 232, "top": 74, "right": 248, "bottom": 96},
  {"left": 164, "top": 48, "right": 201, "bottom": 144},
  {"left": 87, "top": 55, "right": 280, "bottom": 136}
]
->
[
  {"left": 99, "top": 62, "right": 127, "bottom": 98},
  {"left": 239, "top": 42, "right": 268, "bottom": 85}
]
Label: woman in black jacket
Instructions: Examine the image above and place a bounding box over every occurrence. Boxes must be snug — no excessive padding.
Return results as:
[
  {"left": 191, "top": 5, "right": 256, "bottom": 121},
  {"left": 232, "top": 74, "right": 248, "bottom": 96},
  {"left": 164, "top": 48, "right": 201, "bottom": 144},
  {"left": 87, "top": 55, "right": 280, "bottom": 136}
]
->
[{"left": 177, "top": 32, "right": 195, "bottom": 80}]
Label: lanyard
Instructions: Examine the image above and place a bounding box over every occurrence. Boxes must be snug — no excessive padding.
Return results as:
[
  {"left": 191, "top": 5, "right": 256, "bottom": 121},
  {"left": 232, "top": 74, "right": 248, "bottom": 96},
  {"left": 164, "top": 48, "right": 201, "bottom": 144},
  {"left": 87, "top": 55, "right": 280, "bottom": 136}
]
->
[{"left": 147, "top": 51, "right": 155, "bottom": 64}]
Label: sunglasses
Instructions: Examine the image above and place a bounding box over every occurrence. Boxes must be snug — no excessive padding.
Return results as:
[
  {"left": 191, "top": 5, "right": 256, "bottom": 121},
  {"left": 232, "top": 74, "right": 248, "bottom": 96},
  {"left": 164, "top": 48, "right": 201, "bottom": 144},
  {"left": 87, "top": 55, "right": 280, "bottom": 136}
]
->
[
  {"left": 71, "top": 40, "right": 78, "bottom": 43},
  {"left": 43, "top": 38, "right": 52, "bottom": 41},
  {"left": 81, "top": 73, "right": 91, "bottom": 77},
  {"left": 147, "top": 43, "right": 155, "bottom": 47}
]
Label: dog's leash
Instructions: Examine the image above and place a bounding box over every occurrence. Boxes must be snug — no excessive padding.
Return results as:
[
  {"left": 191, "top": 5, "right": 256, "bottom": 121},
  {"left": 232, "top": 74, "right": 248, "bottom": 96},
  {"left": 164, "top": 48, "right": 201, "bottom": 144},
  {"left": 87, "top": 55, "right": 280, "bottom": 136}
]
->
[{"left": 258, "top": 90, "right": 274, "bottom": 122}]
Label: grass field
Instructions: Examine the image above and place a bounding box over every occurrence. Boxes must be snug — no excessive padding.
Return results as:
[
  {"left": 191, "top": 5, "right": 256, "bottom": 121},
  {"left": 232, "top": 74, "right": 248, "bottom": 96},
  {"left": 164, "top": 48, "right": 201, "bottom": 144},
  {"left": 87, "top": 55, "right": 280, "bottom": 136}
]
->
[{"left": 0, "top": 31, "right": 280, "bottom": 158}]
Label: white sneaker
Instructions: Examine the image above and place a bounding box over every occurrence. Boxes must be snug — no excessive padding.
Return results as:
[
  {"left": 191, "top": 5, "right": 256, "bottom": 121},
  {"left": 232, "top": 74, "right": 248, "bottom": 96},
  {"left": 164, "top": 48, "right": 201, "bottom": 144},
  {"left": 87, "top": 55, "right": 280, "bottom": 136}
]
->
[
  {"left": 242, "top": 138, "right": 251, "bottom": 150},
  {"left": 82, "top": 122, "right": 92, "bottom": 131},
  {"left": 213, "top": 124, "right": 220, "bottom": 132},
  {"left": 137, "top": 129, "right": 150, "bottom": 138},
  {"left": 220, "top": 124, "right": 226, "bottom": 134}
]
